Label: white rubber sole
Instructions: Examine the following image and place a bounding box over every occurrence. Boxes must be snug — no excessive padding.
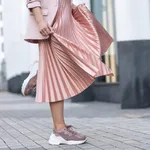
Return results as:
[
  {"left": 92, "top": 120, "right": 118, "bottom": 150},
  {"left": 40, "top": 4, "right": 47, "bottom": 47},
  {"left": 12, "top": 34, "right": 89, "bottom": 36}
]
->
[
  {"left": 21, "top": 68, "right": 37, "bottom": 96},
  {"left": 48, "top": 133, "right": 87, "bottom": 145}
]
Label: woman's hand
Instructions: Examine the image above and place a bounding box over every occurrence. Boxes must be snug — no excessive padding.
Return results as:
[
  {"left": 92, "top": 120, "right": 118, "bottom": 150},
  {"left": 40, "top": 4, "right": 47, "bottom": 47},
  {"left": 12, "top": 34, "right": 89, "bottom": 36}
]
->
[
  {"left": 30, "top": 7, "right": 52, "bottom": 36},
  {"left": 38, "top": 20, "right": 52, "bottom": 36}
]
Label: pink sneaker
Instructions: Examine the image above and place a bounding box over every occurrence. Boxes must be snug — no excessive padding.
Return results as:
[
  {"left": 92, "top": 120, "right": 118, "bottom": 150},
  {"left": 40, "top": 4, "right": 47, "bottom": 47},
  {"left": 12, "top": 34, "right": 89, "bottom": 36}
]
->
[
  {"left": 48, "top": 125, "right": 87, "bottom": 145},
  {"left": 21, "top": 61, "right": 38, "bottom": 96}
]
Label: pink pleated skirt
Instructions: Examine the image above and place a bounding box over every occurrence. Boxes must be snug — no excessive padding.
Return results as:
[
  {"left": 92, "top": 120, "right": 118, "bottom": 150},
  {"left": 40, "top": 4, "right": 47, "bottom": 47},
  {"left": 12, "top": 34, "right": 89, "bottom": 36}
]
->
[{"left": 35, "top": 1, "right": 114, "bottom": 103}]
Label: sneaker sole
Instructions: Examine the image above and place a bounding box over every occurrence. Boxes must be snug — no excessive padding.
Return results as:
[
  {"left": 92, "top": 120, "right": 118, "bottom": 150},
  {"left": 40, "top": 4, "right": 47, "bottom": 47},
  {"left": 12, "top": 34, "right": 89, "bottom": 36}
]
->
[
  {"left": 21, "top": 71, "right": 37, "bottom": 96},
  {"left": 48, "top": 133, "right": 87, "bottom": 145},
  {"left": 21, "top": 77, "right": 30, "bottom": 96}
]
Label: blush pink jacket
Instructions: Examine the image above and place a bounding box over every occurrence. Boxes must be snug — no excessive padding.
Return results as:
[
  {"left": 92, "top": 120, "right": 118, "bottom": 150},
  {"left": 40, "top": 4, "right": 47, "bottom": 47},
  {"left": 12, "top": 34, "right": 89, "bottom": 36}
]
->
[{"left": 24, "top": 0, "right": 60, "bottom": 43}]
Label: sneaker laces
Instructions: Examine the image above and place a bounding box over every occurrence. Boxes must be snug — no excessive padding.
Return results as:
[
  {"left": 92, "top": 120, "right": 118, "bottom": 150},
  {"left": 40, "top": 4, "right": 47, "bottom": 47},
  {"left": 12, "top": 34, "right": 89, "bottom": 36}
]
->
[
  {"left": 66, "top": 125, "right": 78, "bottom": 135},
  {"left": 53, "top": 127, "right": 73, "bottom": 137},
  {"left": 64, "top": 128, "right": 73, "bottom": 136}
]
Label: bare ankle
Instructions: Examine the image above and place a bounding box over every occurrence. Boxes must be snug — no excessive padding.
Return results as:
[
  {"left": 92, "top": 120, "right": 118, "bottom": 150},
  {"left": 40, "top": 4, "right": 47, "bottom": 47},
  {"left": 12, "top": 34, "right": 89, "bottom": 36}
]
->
[{"left": 54, "top": 122, "right": 66, "bottom": 130}]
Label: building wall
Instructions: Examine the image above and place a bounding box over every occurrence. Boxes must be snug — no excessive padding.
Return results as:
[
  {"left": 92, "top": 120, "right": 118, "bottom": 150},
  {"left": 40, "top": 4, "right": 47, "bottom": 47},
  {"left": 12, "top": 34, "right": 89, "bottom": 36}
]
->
[
  {"left": 3, "top": 0, "right": 38, "bottom": 80},
  {"left": 115, "top": 0, "right": 150, "bottom": 41},
  {"left": 0, "top": 0, "right": 7, "bottom": 90},
  {"left": 114, "top": 0, "right": 150, "bottom": 107},
  {"left": 0, "top": 0, "right": 4, "bottom": 69}
]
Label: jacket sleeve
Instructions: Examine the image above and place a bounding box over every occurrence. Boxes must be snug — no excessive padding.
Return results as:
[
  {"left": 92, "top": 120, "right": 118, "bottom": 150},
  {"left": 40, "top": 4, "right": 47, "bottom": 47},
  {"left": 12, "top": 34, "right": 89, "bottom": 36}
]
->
[{"left": 26, "top": 0, "right": 41, "bottom": 9}]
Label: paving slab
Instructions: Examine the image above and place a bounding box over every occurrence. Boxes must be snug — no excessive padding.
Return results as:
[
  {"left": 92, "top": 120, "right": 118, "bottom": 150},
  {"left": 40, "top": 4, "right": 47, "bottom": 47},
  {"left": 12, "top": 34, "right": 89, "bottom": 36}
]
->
[{"left": 0, "top": 92, "right": 150, "bottom": 150}]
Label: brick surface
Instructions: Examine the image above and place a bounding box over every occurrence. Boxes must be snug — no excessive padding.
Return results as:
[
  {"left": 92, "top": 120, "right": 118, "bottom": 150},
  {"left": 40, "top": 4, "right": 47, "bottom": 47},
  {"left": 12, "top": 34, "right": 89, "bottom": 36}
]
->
[{"left": 0, "top": 92, "right": 150, "bottom": 150}]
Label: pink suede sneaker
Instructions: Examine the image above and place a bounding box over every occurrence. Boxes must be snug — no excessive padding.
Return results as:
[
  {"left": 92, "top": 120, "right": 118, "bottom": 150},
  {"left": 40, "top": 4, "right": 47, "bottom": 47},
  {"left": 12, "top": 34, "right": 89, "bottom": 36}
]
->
[
  {"left": 21, "top": 61, "right": 38, "bottom": 96},
  {"left": 48, "top": 125, "right": 87, "bottom": 145}
]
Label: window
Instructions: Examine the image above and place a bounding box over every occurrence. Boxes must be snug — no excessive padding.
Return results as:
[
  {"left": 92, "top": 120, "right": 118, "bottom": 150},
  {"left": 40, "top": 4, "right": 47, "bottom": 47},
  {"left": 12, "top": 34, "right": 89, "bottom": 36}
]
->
[{"left": 91, "top": 0, "right": 118, "bottom": 83}]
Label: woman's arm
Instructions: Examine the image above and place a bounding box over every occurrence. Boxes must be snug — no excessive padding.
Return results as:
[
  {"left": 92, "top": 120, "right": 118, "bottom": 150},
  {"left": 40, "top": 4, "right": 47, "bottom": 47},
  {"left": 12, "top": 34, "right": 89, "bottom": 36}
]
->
[
  {"left": 31, "top": 7, "right": 44, "bottom": 24},
  {"left": 31, "top": 7, "right": 51, "bottom": 36},
  {"left": 26, "top": 0, "right": 51, "bottom": 36}
]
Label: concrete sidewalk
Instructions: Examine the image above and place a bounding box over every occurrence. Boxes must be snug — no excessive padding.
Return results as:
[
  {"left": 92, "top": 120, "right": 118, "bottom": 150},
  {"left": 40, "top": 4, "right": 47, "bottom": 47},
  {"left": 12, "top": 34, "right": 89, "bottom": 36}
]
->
[{"left": 0, "top": 92, "right": 150, "bottom": 150}]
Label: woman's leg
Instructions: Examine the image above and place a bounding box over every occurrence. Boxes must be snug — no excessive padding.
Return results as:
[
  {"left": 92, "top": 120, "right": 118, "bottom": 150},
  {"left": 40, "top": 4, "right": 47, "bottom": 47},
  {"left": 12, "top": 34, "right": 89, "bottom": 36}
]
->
[
  {"left": 49, "top": 100, "right": 66, "bottom": 130},
  {"left": 48, "top": 100, "right": 87, "bottom": 145}
]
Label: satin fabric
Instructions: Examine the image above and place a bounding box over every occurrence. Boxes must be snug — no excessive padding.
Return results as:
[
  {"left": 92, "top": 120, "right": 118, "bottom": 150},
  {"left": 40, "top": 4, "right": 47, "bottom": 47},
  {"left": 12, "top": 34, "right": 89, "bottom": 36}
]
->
[
  {"left": 35, "top": 0, "right": 114, "bottom": 103},
  {"left": 25, "top": 0, "right": 58, "bottom": 43}
]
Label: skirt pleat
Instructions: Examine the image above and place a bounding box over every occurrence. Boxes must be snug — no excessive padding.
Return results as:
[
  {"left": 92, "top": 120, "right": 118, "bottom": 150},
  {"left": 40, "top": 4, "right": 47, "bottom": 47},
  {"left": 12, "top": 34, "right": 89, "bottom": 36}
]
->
[{"left": 35, "top": 3, "right": 114, "bottom": 103}]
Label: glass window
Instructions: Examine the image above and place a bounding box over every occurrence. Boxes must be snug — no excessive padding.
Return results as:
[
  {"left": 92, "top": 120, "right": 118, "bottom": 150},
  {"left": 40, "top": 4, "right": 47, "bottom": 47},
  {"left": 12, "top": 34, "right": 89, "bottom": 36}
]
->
[{"left": 91, "top": 0, "right": 118, "bottom": 83}]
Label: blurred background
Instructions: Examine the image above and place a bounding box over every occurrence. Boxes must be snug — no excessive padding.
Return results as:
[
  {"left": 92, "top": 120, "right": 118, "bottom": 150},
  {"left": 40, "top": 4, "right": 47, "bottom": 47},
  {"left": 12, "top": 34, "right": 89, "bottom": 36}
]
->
[
  {"left": 0, "top": 1, "right": 150, "bottom": 150},
  {"left": 1, "top": 0, "right": 150, "bottom": 109}
]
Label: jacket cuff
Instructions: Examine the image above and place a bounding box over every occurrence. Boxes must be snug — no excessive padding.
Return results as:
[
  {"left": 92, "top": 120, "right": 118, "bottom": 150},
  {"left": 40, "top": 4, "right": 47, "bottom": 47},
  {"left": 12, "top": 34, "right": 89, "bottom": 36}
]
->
[{"left": 27, "top": 1, "right": 41, "bottom": 9}]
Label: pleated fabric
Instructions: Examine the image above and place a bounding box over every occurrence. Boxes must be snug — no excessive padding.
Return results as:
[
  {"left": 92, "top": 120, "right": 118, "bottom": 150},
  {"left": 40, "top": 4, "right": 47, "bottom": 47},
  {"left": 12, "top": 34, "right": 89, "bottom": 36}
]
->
[{"left": 35, "top": 0, "right": 114, "bottom": 103}]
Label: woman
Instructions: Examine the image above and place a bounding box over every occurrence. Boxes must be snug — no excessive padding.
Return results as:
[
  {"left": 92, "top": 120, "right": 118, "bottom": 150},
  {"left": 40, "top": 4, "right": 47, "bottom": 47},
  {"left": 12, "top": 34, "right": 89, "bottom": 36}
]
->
[{"left": 23, "top": 0, "right": 114, "bottom": 145}]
